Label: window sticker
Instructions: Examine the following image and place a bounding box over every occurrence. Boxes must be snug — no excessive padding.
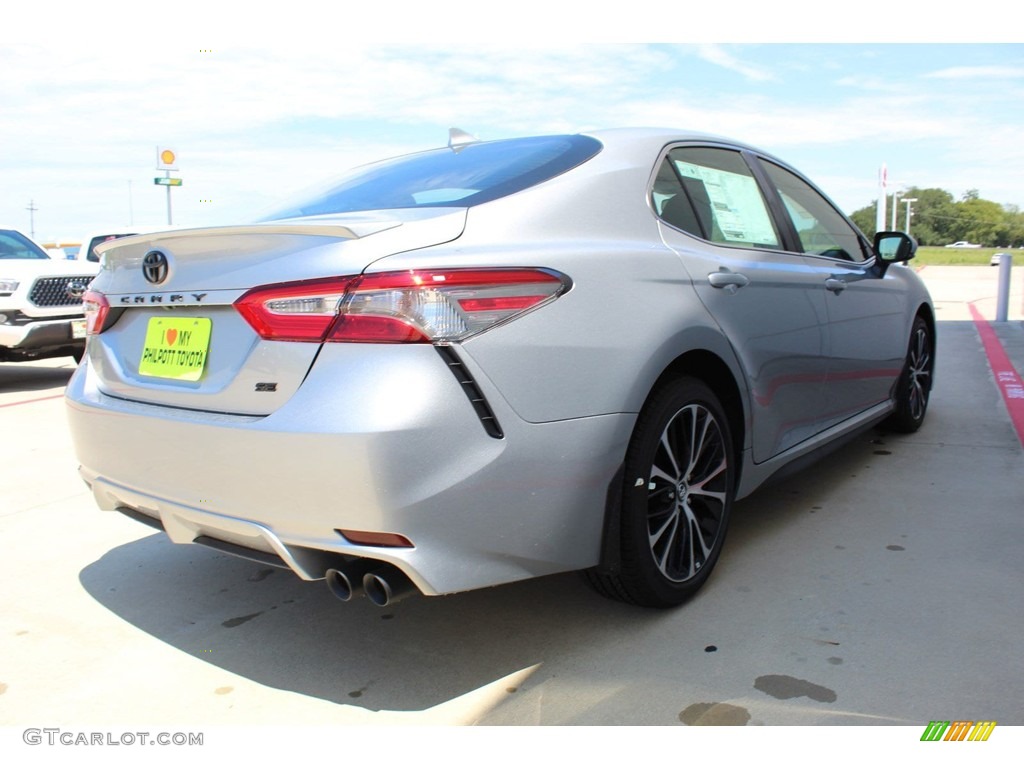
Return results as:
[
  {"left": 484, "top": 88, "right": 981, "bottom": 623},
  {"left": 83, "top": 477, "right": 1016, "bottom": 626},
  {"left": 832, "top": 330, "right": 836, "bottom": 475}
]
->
[{"left": 673, "top": 161, "right": 778, "bottom": 246}]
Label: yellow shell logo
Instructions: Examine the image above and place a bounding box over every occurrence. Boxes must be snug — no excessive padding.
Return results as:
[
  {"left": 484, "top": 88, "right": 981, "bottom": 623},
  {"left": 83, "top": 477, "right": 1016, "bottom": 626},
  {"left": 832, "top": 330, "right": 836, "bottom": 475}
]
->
[{"left": 160, "top": 149, "right": 176, "bottom": 166}]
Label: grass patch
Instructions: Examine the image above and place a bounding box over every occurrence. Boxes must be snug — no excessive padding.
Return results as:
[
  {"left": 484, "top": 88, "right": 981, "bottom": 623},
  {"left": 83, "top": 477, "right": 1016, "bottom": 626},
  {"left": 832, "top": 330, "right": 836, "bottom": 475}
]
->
[{"left": 913, "top": 246, "right": 1013, "bottom": 266}]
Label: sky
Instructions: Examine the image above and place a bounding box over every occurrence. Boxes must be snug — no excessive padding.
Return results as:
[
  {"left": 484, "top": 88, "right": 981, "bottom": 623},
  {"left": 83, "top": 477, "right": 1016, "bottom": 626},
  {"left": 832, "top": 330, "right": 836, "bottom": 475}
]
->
[{"left": 3, "top": 3, "right": 1023, "bottom": 244}]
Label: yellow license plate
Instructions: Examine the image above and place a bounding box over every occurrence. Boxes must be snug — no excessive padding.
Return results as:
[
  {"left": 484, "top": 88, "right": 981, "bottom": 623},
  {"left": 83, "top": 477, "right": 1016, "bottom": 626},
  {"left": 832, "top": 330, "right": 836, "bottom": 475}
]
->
[{"left": 139, "top": 317, "right": 212, "bottom": 381}]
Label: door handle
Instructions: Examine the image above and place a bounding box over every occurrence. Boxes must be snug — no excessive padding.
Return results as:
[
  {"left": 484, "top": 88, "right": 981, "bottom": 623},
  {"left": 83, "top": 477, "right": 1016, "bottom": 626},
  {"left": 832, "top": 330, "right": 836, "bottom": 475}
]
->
[
  {"left": 708, "top": 271, "right": 750, "bottom": 293},
  {"left": 825, "top": 278, "right": 846, "bottom": 294}
]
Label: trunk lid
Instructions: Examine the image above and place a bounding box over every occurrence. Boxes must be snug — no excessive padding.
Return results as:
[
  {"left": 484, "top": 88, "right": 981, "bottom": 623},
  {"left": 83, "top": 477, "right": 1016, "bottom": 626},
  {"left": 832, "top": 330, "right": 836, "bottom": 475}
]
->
[{"left": 86, "top": 209, "right": 465, "bottom": 415}]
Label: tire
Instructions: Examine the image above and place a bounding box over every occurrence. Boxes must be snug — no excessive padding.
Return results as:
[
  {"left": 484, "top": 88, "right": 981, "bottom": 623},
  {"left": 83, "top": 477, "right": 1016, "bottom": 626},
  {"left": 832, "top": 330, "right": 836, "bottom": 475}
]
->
[
  {"left": 885, "top": 316, "right": 933, "bottom": 433},
  {"left": 588, "top": 377, "right": 735, "bottom": 608}
]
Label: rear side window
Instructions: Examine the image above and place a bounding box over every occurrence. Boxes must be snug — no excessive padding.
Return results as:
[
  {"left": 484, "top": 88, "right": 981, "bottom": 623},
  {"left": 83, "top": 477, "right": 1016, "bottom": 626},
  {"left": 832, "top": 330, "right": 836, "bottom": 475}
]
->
[
  {"left": 0, "top": 230, "right": 49, "bottom": 260},
  {"left": 260, "top": 135, "right": 602, "bottom": 220},
  {"left": 654, "top": 147, "right": 781, "bottom": 250},
  {"left": 762, "top": 161, "right": 868, "bottom": 262}
]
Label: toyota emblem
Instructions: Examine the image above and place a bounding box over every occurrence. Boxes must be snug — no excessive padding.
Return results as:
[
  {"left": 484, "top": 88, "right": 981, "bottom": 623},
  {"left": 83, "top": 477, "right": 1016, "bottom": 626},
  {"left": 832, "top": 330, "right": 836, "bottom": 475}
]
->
[
  {"left": 142, "top": 250, "right": 169, "bottom": 284},
  {"left": 65, "top": 281, "right": 88, "bottom": 300}
]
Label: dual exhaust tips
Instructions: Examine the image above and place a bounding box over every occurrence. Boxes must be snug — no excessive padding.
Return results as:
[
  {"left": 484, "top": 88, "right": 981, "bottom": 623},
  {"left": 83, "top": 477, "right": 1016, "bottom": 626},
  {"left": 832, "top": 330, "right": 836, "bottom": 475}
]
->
[{"left": 325, "top": 561, "right": 417, "bottom": 607}]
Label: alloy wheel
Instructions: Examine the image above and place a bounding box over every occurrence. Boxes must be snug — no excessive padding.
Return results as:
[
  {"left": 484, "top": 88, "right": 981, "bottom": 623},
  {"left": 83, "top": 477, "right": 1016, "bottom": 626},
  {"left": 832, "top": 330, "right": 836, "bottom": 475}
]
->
[
  {"left": 645, "top": 403, "right": 729, "bottom": 583},
  {"left": 907, "top": 325, "right": 932, "bottom": 422}
]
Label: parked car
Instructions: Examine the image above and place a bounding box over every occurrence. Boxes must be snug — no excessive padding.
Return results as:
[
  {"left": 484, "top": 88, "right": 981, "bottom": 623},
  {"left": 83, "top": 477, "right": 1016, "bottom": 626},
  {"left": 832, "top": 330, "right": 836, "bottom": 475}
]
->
[
  {"left": 66, "top": 128, "right": 934, "bottom": 608},
  {"left": 1, "top": 228, "right": 99, "bottom": 363},
  {"left": 990, "top": 253, "right": 1003, "bottom": 266},
  {"left": 945, "top": 240, "right": 982, "bottom": 248},
  {"left": 75, "top": 227, "right": 179, "bottom": 264},
  {"left": 76, "top": 231, "right": 142, "bottom": 263}
]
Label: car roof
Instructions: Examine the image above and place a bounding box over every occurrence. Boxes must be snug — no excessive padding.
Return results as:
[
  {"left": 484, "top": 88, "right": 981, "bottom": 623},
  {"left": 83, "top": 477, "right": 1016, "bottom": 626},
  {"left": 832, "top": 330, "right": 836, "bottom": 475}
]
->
[
  {"left": 574, "top": 127, "right": 789, "bottom": 174},
  {"left": 584, "top": 127, "right": 768, "bottom": 153}
]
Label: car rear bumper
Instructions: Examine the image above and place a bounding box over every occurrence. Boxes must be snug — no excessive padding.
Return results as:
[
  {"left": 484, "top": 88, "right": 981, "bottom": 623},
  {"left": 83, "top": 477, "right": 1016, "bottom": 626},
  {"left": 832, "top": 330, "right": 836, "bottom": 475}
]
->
[
  {"left": 66, "top": 343, "right": 634, "bottom": 596},
  {"left": 0, "top": 316, "right": 85, "bottom": 349}
]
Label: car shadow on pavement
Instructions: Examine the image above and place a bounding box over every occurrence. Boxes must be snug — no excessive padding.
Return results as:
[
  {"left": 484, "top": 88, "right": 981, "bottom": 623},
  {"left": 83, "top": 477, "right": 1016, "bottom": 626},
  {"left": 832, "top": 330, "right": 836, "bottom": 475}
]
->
[
  {"left": 0, "top": 360, "right": 76, "bottom": 395},
  {"left": 76, "top": 426, "right": 897, "bottom": 722},
  {"left": 78, "top": 532, "right": 667, "bottom": 718}
]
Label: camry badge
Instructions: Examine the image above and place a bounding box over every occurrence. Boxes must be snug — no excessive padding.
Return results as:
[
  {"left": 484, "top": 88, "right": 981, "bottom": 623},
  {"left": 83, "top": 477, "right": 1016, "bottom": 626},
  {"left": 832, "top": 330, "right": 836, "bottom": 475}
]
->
[{"left": 142, "top": 250, "right": 170, "bottom": 284}]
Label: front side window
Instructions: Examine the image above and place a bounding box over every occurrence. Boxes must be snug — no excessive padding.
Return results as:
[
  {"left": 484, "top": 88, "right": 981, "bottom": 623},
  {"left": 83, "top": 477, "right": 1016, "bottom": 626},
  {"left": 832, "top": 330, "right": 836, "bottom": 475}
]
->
[
  {"left": 654, "top": 147, "right": 781, "bottom": 250},
  {"left": 762, "top": 161, "right": 867, "bottom": 262},
  {"left": 259, "top": 135, "right": 602, "bottom": 221}
]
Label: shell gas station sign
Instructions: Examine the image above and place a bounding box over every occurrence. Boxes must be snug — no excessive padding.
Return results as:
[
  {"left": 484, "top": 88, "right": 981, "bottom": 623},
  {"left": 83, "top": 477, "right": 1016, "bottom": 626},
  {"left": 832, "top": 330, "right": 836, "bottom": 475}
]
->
[{"left": 154, "top": 147, "right": 182, "bottom": 223}]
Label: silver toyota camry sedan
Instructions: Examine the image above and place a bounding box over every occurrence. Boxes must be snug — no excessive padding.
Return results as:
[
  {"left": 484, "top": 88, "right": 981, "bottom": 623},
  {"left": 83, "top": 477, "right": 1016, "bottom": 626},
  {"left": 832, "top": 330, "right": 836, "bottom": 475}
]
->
[{"left": 66, "top": 128, "right": 934, "bottom": 608}]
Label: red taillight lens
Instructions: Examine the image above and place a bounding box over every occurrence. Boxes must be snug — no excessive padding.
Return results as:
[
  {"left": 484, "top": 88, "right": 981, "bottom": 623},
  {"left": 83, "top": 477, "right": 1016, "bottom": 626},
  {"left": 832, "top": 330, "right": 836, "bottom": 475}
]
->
[
  {"left": 82, "top": 289, "right": 110, "bottom": 335},
  {"left": 235, "top": 268, "right": 569, "bottom": 343},
  {"left": 234, "top": 277, "right": 354, "bottom": 342},
  {"left": 326, "top": 315, "right": 430, "bottom": 343}
]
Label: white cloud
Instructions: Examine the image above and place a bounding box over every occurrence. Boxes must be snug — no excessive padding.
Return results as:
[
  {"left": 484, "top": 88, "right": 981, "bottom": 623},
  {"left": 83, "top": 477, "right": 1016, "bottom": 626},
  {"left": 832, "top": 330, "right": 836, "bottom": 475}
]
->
[
  {"left": 610, "top": 91, "right": 956, "bottom": 149},
  {"left": 695, "top": 45, "right": 776, "bottom": 82},
  {"left": 925, "top": 66, "right": 1024, "bottom": 80},
  {"left": 3, "top": 42, "right": 1024, "bottom": 238}
]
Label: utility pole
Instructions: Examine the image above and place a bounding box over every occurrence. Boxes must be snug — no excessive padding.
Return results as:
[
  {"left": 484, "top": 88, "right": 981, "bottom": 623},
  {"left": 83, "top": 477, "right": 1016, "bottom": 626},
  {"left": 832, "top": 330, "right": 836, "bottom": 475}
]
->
[{"left": 26, "top": 199, "right": 38, "bottom": 240}]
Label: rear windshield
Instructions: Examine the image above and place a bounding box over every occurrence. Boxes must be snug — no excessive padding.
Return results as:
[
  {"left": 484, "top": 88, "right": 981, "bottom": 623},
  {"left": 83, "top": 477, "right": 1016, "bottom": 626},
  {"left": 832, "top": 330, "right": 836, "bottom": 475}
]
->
[
  {"left": 259, "top": 134, "right": 602, "bottom": 221},
  {"left": 0, "top": 229, "right": 49, "bottom": 260}
]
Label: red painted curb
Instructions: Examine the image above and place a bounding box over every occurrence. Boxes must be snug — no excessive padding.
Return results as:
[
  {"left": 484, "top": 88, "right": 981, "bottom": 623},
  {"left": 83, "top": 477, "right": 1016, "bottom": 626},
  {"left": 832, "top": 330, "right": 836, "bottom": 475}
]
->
[
  {"left": 0, "top": 393, "right": 65, "bottom": 409},
  {"left": 969, "top": 304, "right": 1024, "bottom": 448}
]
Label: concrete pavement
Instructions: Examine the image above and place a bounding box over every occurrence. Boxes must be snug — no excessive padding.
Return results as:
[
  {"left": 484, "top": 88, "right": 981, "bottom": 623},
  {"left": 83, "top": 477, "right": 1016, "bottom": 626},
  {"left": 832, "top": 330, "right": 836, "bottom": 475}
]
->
[{"left": 0, "top": 266, "right": 1021, "bottom": 734}]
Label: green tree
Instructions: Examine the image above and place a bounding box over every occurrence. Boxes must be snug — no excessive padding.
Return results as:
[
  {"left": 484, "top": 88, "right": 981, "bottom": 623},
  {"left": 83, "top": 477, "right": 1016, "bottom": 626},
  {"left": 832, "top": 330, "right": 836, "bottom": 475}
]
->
[
  {"left": 846, "top": 187, "right": 1024, "bottom": 247},
  {"left": 900, "top": 187, "right": 956, "bottom": 246},
  {"left": 994, "top": 205, "right": 1024, "bottom": 247},
  {"left": 848, "top": 188, "right": 957, "bottom": 245},
  {"left": 850, "top": 203, "right": 877, "bottom": 238},
  {"left": 957, "top": 197, "right": 1004, "bottom": 246}
]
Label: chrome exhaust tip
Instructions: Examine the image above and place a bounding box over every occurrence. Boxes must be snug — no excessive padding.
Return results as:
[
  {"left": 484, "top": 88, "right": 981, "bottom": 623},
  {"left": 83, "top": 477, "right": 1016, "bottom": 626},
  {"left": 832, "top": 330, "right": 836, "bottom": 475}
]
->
[
  {"left": 325, "top": 560, "right": 374, "bottom": 601},
  {"left": 362, "top": 565, "right": 417, "bottom": 607}
]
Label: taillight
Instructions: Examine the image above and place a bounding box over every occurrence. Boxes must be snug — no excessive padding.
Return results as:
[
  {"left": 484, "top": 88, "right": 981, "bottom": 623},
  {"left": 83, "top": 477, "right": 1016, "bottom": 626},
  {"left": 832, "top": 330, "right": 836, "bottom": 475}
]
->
[
  {"left": 82, "top": 289, "right": 110, "bottom": 335},
  {"left": 235, "top": 277, "right": 353, "bottom": 342},
  {"left": 235, "top": 268, "right": 569, "bottom": 343}
]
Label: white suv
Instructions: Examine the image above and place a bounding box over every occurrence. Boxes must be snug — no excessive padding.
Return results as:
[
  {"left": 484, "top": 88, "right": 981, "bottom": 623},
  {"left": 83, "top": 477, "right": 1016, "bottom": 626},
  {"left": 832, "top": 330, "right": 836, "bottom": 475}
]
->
[{"left": 0, "top": 228, "right": 100, "bottom": 363}]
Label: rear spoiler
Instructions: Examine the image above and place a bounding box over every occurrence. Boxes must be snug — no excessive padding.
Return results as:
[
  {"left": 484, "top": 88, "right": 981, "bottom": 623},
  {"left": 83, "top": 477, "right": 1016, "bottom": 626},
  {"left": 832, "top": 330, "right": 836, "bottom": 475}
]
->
[{"left": 93, "top": 222, "right": 371, "bottom": 258}]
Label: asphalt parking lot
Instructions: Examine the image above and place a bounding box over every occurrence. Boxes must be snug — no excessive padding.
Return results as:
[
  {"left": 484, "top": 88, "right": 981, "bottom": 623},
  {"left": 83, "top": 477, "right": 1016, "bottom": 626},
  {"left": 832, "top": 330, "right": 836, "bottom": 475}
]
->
[{"left": 1, "top": 267, "right": 1022, "bottom": 733}]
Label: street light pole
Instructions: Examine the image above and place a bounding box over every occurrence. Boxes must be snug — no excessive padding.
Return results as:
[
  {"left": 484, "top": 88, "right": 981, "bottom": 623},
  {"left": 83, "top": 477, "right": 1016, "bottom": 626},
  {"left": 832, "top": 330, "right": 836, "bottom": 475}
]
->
[
  {"left": 903, "top": 198, "right": 918, "bottom": 237},
  {"left": 876, "top": 164, "right": 888, "bottom": 233}
]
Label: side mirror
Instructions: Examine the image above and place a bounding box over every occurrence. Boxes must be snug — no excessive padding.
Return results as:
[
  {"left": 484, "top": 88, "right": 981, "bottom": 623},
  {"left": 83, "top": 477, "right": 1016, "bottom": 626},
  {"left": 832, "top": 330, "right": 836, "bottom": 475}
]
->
[{"left": 874, "top": 231, "right": 918, "bottom": 271}]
